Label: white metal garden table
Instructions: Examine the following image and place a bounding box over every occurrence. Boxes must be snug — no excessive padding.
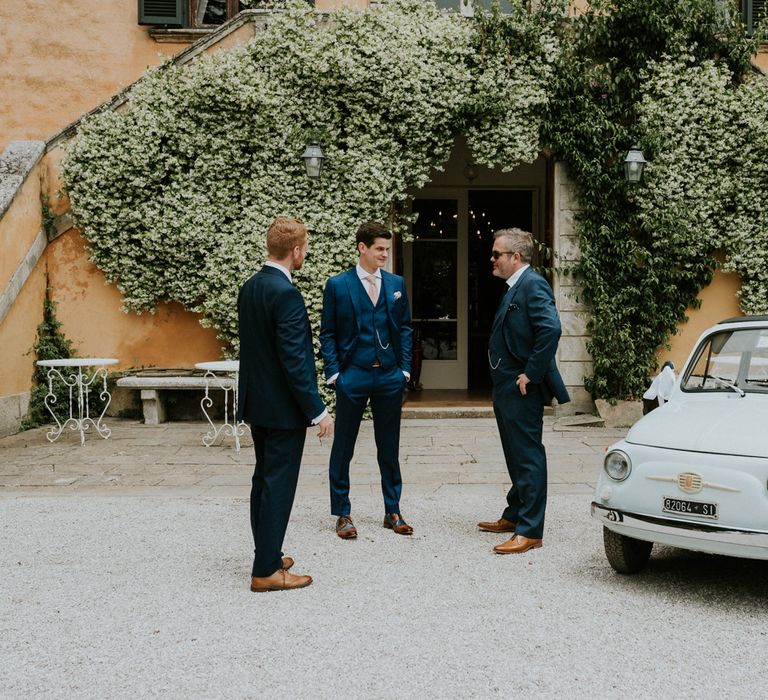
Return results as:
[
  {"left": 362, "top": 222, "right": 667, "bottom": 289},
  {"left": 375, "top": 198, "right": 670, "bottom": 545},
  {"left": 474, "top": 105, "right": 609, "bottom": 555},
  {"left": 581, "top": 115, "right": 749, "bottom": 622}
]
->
[
  {"left": 194, "top": 360, "right": 246, "bottom": 451},
  {"left": 36, "top": 358, "right": 118, "bottom": 445}
]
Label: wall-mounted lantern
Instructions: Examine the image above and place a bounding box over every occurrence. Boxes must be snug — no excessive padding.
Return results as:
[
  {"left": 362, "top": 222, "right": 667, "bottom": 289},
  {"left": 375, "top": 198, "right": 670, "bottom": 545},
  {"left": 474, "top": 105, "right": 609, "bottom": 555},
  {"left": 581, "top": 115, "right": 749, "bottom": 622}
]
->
[
  {"left": 302, "top": 141, "right": 325, "bottom": 179},
  {"left": 624, "top": 146, "right": 647, "bottom": 184}
]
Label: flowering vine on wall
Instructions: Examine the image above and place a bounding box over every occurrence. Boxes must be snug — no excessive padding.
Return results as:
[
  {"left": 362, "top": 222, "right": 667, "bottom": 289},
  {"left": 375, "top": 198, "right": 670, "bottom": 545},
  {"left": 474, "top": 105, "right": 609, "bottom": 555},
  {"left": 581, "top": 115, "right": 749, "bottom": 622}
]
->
[
  {"left": 63, "top": 0, "right": 767, "bottom": 401},
  {"left": 544, "top": 0, "right": 767, "bottom": 399}
]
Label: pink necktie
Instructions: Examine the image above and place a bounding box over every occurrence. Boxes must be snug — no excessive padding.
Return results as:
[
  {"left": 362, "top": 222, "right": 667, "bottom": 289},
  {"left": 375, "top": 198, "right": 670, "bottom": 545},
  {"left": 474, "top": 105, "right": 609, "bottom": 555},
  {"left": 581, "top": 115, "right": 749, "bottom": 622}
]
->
[{"left": 366, "top": 275, "right": 379, "bottom": 305}]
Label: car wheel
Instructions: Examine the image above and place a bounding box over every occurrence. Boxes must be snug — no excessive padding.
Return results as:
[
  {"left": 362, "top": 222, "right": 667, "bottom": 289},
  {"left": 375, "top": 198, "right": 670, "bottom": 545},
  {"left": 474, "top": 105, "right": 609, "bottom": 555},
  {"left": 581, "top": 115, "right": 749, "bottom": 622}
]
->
[{"left": 603, "top": 527, "right": 653, "bottom": 574}]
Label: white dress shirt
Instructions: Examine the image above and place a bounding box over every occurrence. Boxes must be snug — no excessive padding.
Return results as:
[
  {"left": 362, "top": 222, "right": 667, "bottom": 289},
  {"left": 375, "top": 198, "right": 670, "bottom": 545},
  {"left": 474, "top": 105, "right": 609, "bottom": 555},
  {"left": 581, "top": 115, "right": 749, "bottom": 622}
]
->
[
  {"left": 265, "top": 260, "right": 291, "bottom": 281},
  {"left": 356, "top": 262, "right": 382, "bottom": 285},
  {"left": 506, "top": 263, "right": 530, "bottom": 289}
]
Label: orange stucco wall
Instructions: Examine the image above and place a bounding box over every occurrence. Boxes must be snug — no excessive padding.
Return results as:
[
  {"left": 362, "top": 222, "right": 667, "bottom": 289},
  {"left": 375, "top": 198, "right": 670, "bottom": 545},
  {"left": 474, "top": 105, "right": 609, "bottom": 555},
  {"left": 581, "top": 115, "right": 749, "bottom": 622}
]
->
[
  {"left": 0, "top": 260, "right": 46, "bottom": 397},
  {"left": 568, "top": 0, "right": 588, "bottom": 15},
  {"left": 0, "top": 154, "right": 45, "bottom": 397},
  {"left": 0, "top": 1, "right": 368, "bottom": 150},
  {"left": 659, "top": 264, "right": 742, "bottom": 371},
  {"left": 754, "top": 49, "right": 768, "bottom": 73},
  {"left": 41, "top": 147, "right": 69, "bottom": 218},
  {"left": 0, "top": 0, "right": 189, "bottom": 151},
  {"left": 0, "top": 166, "right": 43, "bottom": 293},
  {"left": 44, "top": 230, "right": 223, "bottom": 369}
]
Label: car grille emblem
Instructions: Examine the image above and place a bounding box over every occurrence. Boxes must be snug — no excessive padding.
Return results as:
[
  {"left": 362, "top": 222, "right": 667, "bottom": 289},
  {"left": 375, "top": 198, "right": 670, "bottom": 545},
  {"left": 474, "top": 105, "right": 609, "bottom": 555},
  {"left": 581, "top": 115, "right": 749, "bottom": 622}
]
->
[{"left": 677, "top": 472, "right": 703, "bottom": 494}]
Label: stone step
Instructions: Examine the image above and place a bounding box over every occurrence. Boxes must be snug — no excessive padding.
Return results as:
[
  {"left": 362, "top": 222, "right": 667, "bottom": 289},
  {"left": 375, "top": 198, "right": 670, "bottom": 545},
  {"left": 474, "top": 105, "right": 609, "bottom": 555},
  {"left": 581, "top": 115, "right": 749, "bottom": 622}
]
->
[
  {"left": 553, "top": 414, "right": 605, "bottom": 430},
  {"left": 401, "top": 405, "right": 495, "bottom": 419},
  {"left": 401, "top": 405, "right": 559, "bottom": 420}
]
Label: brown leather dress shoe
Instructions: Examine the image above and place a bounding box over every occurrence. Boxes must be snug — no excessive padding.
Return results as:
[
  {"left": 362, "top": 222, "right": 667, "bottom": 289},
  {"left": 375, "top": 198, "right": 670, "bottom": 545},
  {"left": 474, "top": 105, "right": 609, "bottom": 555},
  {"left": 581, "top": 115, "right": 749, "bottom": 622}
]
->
[
  {"left": 477, "top": 517, "right": 517, "bottom": 533},
  {"left": 335, "top": 515, "right": 357, "bottom": 539},
  {"left": 281, "top": 556, "right": 294, "bottom": 571},
  {"left": 493, "top": 535, "right": 543, "bottom": 555},
  {"left": 383, "top": 513, "right": 413, "bottom": 535},
  {"left": 250, "top": 569, "right": 312, "bottom": 592}
]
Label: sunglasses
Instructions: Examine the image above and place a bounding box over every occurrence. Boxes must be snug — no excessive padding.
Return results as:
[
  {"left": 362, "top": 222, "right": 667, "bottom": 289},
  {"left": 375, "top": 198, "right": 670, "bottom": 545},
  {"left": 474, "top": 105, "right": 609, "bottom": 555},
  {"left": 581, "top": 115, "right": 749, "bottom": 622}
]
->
[{"left": 491, "top": 250, "right": 516, "bottom": 260}]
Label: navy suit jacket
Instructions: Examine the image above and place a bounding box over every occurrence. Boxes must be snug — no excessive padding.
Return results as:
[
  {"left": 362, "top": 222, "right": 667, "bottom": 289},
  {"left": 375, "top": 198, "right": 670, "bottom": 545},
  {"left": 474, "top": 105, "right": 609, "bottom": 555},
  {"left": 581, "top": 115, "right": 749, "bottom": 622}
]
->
[
  {"left": 236, "top": 265, "right": 325, "bottom": 429},
  {"left": 319, "top": 268, "right": 413, "bottom": 380},
  {"left": 493, "top": 267, "right": 570, "bottom": 405}
]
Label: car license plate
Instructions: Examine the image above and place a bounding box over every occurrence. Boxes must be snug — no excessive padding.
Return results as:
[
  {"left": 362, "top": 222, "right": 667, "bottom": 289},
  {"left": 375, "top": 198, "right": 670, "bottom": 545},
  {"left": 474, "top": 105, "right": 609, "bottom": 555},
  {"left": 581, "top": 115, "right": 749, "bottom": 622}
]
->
[{"left": 662, "top": 497, "right": 718, "bottom": 520}]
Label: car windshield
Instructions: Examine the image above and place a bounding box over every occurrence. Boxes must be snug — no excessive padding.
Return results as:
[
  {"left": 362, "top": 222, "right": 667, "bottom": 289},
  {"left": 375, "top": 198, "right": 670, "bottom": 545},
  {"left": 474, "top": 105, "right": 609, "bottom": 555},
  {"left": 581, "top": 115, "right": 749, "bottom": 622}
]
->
[{"left": 682, "top": 327, "right": 768, "bottom": 394}]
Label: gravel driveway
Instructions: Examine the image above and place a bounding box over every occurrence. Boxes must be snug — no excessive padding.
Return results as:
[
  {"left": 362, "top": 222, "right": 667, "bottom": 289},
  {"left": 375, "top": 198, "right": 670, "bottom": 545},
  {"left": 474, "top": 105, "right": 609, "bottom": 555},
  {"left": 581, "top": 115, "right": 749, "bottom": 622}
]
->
[{"left": 2, "top": 492, "right": 766, "bottom": 698}]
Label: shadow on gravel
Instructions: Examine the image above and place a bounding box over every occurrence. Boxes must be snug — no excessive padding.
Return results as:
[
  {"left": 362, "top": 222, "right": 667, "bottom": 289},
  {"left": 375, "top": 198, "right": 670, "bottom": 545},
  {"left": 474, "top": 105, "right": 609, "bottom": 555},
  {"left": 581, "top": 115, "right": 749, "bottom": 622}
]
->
[{"left": 583, "top": 544, "right": 768, "bottom": 606}]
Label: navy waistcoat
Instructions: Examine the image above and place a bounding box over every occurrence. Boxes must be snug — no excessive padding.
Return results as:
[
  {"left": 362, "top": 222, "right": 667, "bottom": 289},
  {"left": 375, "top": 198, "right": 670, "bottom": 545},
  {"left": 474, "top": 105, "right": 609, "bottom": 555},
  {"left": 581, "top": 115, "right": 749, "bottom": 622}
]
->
[{"left": 349, "top": 279, "right": 397, "bottom": 369}]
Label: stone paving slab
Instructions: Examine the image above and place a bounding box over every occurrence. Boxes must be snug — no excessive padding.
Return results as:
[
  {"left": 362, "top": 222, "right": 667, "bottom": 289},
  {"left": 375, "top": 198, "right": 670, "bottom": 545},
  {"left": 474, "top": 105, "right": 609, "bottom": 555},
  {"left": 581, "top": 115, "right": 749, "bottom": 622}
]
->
[{"left": 0, "top": 418, "right": 626, "bottom": 497}]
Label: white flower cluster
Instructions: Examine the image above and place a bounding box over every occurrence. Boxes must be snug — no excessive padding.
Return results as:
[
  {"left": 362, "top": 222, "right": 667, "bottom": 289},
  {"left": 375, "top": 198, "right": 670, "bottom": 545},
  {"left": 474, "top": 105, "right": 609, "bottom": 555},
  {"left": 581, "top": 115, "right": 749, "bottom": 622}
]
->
[{"left": 636, "top": 57, "right": 768, "bottom": 314}]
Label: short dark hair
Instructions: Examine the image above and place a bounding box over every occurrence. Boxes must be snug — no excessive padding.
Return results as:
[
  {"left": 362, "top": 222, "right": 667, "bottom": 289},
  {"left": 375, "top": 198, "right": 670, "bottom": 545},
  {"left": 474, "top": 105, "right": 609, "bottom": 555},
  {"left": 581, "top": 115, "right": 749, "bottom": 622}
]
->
[{"left": 356, "top": 221, "right": 392, "bottom": 249}]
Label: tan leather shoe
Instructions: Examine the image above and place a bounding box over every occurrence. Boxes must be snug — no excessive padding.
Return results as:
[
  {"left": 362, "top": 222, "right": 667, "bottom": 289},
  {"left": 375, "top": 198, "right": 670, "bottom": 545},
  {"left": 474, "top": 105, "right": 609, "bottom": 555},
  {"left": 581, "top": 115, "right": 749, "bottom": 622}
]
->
[
  {"left": 477, "top": 517, "right": 517, "bottom": 533},
  {"left": 335, "top": 516, "right": 357, "bottom": 539},
  {"left": 250, "top": 568, "right": 312, "bottom": 592},
  {"left": 493, "top": 535, "right": 543, "bottom": 555},
  {"left": 383, "top": 513, "right": 413, "bottom": 535},
  {"left": 281, "top": 556, "right": 294, "bottom": 570}
]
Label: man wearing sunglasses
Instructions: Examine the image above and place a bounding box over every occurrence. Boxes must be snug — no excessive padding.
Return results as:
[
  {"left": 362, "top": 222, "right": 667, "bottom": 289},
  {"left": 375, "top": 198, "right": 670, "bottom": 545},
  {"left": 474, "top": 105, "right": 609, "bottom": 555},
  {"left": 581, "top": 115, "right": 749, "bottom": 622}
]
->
[{"left": 479, "top": 228, "right": 570, "bottom": 554}]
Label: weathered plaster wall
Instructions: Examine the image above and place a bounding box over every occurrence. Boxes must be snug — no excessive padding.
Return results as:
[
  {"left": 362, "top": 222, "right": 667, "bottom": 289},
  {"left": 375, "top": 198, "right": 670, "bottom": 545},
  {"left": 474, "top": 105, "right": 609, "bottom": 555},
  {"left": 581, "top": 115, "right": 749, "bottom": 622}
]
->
[
  {"left": 0, "top": 1, "right": 369, "bottom": 150},
  {"left": 0, "top": 165, "right": 43, "bottom": 293},
  {"left": 45, "top": 230, "right": 224, "bottom": 370},
  {"left": 41, "top": 147, "right": 69, "bottom": 218},
  {"left": 0, "top": 144, "right": 46, "bottom": 403},
  {"left": 660, "top": 262, "right": 742, "bottom": 371},
  {"left": 0, "top": 260, "right": 46, "bottom": 399},
  {"left": 0, "top": 0, "right": 189, "bottom": 150},
  {"left": 568, "top": 0, "right": 589, "bottom": 15},
  {"left": 754, "top": 48, "right": 768, "bottom": 73},
  {"left": 0, "top": 261, "right": 45, "bottom": 435}
]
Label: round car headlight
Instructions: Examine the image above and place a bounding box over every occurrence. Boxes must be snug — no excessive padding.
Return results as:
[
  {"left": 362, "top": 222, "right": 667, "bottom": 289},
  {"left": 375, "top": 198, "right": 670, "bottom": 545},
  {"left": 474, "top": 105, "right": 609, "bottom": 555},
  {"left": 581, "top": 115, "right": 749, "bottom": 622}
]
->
[{"left": 604, "top": 450, "right": 632, "bottom": 481}]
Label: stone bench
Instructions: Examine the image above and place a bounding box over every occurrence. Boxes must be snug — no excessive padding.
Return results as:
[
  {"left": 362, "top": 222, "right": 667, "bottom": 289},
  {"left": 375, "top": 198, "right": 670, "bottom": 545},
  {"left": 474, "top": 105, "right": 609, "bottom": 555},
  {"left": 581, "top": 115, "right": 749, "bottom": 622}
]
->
[{"left": 116, "top": 375, "right": 235, "bottom": 425}]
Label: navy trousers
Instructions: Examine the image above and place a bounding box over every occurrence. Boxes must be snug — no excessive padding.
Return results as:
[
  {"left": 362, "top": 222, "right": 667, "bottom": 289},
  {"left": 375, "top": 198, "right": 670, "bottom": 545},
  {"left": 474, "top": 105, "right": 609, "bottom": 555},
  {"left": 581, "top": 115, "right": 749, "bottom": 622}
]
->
[
  {"left": 249, "top": 425, "right": 306, "bottom": 577},
  {"left": 329, "top": 364, "right": 405, "bottom": 516},
  {"left": 492, "top": 380, "right": 547, "bottom": 539}
]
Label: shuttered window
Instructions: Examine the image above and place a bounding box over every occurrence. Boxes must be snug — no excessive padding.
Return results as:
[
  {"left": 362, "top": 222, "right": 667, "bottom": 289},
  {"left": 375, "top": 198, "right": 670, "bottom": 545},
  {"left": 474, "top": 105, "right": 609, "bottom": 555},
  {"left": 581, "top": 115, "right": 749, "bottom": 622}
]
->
[
  {"left": 139, "top": 0, "right": 185, "bottom": 26},
  {"left": 743, "top": 0, "right": 767, "bottom": 35},
  {"left": 139, "top": 0, "right": 315, "bottom": 28}
]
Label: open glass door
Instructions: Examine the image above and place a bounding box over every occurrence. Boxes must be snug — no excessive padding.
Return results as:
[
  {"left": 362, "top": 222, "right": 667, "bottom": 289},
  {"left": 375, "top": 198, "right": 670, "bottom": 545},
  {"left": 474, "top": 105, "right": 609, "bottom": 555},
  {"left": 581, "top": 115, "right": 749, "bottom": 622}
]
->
[
  {"left": 404, "top": 191, "right": 468, "bottom": 389},
  {"left": 403, "top": 188, "right": 537, "bottom": 390}
]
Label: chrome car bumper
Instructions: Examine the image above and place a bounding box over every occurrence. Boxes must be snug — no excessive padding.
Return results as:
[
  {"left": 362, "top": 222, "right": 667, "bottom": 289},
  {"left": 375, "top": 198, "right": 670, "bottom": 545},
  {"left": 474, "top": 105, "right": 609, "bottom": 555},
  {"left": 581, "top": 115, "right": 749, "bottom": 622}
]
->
[{"left": 591, "top": 502, "right": 768, "bottom": 560}]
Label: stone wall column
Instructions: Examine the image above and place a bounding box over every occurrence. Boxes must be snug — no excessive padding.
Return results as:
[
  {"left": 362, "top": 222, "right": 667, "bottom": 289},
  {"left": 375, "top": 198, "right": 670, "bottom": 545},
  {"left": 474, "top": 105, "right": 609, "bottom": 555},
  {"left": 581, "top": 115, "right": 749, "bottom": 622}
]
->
[{"left": 552, "top": 161, "right": 594, "bottom": 414}]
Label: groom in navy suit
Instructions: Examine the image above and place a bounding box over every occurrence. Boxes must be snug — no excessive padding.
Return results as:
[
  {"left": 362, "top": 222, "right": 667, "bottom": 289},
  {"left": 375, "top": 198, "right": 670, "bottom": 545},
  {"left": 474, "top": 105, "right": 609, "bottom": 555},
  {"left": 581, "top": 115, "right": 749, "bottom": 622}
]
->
[
  {"left": 237, "top": 217, "right": 333, "bottom": 592},
  {"left": 478, "top": 228, "right": 570, "bottom": 554},
  {"left": 320, "top": 222, "right": 414, "bottom": 539}
]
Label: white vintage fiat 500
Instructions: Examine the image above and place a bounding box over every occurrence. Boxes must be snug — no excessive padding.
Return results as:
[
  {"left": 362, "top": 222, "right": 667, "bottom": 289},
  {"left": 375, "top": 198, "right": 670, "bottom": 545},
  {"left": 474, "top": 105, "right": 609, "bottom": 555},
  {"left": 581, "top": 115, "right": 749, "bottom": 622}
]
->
[{"left": 591, "top": 315, "right": 768, "bottom": 573}]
